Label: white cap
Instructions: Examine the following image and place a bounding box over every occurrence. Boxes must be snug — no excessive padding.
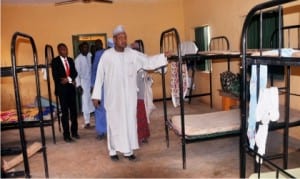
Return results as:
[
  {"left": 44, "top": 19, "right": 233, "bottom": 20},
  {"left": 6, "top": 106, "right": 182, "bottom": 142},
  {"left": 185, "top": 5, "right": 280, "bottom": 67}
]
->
[{"left": 112, "top": 25, "right": 125, "bottom": 36}]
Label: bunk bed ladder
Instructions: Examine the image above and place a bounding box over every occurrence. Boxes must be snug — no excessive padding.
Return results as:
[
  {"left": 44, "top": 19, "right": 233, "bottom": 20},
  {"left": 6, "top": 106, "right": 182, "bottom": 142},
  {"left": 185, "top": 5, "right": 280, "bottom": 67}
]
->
[{"left": 45, "top": 44, "right": 58, "bottom": 143}]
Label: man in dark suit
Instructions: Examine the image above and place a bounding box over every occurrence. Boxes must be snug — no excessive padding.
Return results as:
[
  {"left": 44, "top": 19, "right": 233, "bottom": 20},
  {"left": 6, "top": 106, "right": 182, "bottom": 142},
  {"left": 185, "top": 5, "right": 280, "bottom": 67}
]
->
[{"left": 51, "top": 43, "right": 80, "bottom": 143}]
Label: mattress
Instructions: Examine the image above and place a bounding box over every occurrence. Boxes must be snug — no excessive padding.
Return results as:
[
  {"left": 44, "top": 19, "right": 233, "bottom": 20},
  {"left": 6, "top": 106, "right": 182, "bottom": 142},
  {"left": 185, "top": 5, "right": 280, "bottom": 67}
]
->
[
  {"left": 170, "top": 109, "right": 240, "bottom": 138},
  {"left": 170, "top": 106, "right": 300, "bottom": 139},
  {"left": 251, "top": 48, "right": 300, "bottom": 57},
  {"left": 197, "top": 50, "right": 241, "bottom": 56},
  {"left": 1, "top": 106, "right": 54, "bottom": 124}
]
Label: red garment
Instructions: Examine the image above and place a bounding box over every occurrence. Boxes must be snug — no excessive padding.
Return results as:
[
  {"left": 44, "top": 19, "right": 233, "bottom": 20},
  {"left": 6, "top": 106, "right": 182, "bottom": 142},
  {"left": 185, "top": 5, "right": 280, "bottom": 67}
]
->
[{"left": 137, "top": 99, "right": 150, "bottom": 143}]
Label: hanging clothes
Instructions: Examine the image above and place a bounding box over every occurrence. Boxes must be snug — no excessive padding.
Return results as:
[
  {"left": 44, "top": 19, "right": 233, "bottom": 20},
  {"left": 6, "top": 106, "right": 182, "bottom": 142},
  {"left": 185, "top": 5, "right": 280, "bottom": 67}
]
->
[{"left": 255, "top": 87, "right": 279, "bottom": 163}]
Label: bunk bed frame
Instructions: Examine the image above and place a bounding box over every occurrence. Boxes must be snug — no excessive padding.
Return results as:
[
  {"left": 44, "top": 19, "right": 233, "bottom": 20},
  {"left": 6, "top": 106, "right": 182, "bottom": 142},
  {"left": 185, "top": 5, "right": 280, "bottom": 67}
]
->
[
  {"left": 1, "top": 46, "right": 57, "bottom": 144},
  {"left": 45, "top": 44, "right": 62, "bottom": 132},
  {"left": 1, "top": 32, "right": 52, "bottom": 178},
  {"left": 187, "top": 35, "right": 232, "bottom": 104},
  {"left": 159, "top": 28, "right": 242, "bottom": 169},
  {"left": 160, "top": 1, "right": 300, "bottom": 173},
  {"left": 240, "top": 0, "right": 300, "bottom": 178}
]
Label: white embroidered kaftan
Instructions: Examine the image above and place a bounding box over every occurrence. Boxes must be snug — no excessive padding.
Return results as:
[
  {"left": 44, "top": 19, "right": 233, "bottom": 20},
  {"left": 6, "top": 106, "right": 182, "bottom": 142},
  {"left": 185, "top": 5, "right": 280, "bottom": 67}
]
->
[
  {"left": 91, "top": 47, "right": 167, "bottom": 154},
  {"left": 75, "top": 53, "right": 95, "bottom": 114}
]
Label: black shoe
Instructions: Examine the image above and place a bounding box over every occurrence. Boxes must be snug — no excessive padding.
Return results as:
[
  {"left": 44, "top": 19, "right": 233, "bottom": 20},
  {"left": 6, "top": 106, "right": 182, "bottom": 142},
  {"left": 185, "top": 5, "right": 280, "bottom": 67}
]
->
[
  {"left": 64, "top": 137, "right": 74, "bottom": 143},
  {"left": 96, "top": 134, "right": 105, "bottom": 140},
  {"left": 110, "top": 155, "right": 119, "bottom": 161},
  {"left": 124, "top": 155, "right": 137, "bottom": 161},
  {"left": 141, "top": 138, "right": 148, "bottom": 144},
  {"left": 72, "top": 134, "right": 80, "bottom": 139},
  {"left": 84, "top": 123, "right": 90, "bottom": 129}
]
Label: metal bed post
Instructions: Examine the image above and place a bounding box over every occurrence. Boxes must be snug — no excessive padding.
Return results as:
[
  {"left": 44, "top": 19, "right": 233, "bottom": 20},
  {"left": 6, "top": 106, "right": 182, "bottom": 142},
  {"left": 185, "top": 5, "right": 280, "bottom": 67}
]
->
[
  {"left": 209, "top": 36, "right": 231, "bottom": 70},
  {"left": 11, "top": 32, "right": 49, "bottom": 178},
  {"left": 160, "top": 28, "right": 187, "bottom": 169},
  {"left": 45, "top": 45, "right": 62, "bottom": 133},
  {"left": 277, "top": 5, "right": 289, "bottom": 169},
  {"left": 173, "top": 28, "right": 187, "bottom": 169},
  {"left": 160, "top": 31, "right": 170, "bottom": 148},
  {"left": 209, "top": 63, "right": 213, "bottom": 109},
  {"left": 188, "top": 61, "right": 196, "bottom": 104},
  {"left": 45, "top": 45, "right": 57, "bottom": 144},
  {"left": 284, "top": 63, "right": 291, "bottom": 169},
  {"left": 11, "top": 33, "right": 30, "bottom": 178}
]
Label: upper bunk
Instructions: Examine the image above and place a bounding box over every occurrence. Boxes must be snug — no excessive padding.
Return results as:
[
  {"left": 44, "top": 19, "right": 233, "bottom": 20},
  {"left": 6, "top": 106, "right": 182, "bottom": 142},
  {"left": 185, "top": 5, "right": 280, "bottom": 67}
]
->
[
  {"left": 162, "top": 30, "right": 241, "bottom": 63},
  {"left": 240, "top": 0, "right": 300, "bottom": 67}
]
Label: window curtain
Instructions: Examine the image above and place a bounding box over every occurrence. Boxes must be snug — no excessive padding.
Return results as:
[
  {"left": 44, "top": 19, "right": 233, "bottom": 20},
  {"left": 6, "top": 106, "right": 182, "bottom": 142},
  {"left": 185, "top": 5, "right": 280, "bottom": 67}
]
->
[
  {"left": 247, "top": 9, "right": 284, "bottom": 79},
  {"left": 194, "top": 25, "right": 210, "bottom": 71}
]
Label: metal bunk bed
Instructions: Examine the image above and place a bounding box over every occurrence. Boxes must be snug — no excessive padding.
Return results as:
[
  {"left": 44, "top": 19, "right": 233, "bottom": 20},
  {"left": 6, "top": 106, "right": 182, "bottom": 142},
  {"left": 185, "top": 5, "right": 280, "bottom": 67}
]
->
[
  {"left": 270, "top": 24, "right": 300, "bottom": 89},
  {"left": 1, "top": 46, "right": 57, "bottom": 144},
  {"left": 187, "top": 35, "right": 233, "bottom": 104},
  {"left": 45, "top": 44, "right": 62, "bottom": 133},
  {"left": 240, "top": 0, "right": 300, "bottom": 178},
  {"left": 159, "top": 28, "right": 242, "bottom": 169},
  {"left": 1, "top": 32, "right": 51, "bottom": 178},
  {"left": 160, "top": 14, "right": 300, "bottom": 172}
]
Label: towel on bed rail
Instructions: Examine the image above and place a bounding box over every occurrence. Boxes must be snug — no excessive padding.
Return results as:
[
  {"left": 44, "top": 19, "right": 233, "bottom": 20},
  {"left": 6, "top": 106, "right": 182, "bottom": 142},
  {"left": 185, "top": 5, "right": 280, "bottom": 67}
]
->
[
  {"left": 170, "top": 41, "right": 197, "bottom": 108},
  {"left": 170, "top": 62, "right": 189, "bottom": 107},
  {"left": 255, "top": 87, "right": 279, "bottom": 163}
]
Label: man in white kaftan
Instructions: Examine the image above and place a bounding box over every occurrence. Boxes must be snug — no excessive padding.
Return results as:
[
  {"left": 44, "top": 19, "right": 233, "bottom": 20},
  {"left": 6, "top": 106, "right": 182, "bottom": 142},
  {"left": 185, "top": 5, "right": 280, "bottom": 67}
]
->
[
  {"left": 75, "top": 42, "right": 95, "bottom": 128},
  {"left": 91, "top": 25, "right": 167, "bottom": 161}
]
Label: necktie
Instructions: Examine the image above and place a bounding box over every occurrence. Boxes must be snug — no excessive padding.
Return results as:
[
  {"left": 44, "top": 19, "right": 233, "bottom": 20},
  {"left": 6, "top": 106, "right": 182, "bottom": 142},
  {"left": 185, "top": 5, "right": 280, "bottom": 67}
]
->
[{"left": 64, "top": 58, "right": 70, "bottom": 76}]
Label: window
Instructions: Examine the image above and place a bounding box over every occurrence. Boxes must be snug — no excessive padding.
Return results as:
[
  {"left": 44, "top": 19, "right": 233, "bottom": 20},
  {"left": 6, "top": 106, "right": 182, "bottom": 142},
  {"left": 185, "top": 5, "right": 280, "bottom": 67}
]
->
[
  {"left": 194, "top": 25, "right": 211, "bottom": 71},
  {"left": 247, "top": 9, "right": 284, "bottom": 80}
]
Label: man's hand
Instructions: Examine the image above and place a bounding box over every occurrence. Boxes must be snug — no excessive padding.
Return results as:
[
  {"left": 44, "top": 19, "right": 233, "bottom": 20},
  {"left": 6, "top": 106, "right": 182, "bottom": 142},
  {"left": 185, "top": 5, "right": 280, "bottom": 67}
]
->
[
  {"left": 77, "top": 86, "right": 83, "bottom": 95},
  {"left": 164, "top": 51, "right": 173, "bottom": 58},
  {"left": 90, "top": 87, "right": 94, "bottom": 94},
  {"left": 60, "top": 77, "right": 69, "bottom": 84},
  {"left": 92, "top": 99, "right": 101, "bottom": 108}
]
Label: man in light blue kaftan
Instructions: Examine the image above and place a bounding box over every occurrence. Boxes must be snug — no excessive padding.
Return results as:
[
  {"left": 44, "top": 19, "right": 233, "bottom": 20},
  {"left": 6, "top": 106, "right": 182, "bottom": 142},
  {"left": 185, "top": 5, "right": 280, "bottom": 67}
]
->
[{"left": 91, "top": 39, "right": 109, "bottom": 139}]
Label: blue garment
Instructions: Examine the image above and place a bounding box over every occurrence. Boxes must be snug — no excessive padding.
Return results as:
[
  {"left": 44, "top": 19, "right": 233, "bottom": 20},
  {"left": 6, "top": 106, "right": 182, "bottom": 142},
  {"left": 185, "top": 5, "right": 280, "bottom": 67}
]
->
[
  {"left": 91, "top": 49, "right": 107, "bottom": 135},
  {"left": 247, "top": 65, "right": 267, "bottom": 149}
]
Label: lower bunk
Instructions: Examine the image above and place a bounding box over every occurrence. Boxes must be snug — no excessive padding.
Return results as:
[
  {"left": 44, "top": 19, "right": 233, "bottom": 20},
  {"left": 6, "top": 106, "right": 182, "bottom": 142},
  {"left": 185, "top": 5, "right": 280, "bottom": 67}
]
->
[
  {"left": 1, "top": 105, "right": 57, "bottom": 143},
  {"left": 166, "top": 106, "right": 300, "bottom": 168},
  {"left": 247, "top": 147, "right": 300, "bottom": 179},
  {"left": 249, "top": 168, "right": 300, "bottom": 179}
]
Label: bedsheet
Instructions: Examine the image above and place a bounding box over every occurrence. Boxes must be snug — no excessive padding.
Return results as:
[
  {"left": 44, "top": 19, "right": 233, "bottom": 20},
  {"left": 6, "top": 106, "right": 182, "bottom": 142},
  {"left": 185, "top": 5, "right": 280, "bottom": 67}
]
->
[
  {"left": 251, "top": 48, "right": 300, "bottom": 57},
  {"left": 1, "top": 106, "right": 54, "bottom": 123},
  {"left": 170, "top": 106, "right": 300, "bottom": 138}
]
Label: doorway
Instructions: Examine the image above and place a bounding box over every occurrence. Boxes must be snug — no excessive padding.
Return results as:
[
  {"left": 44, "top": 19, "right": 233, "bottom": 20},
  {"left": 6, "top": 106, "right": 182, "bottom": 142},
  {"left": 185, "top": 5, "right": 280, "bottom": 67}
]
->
[
  {"left": 72, "top": 33, "right": 107, "bottom": 113},
  {"left": 72, "top": 33, "right": 107, "bottom": 58}
]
